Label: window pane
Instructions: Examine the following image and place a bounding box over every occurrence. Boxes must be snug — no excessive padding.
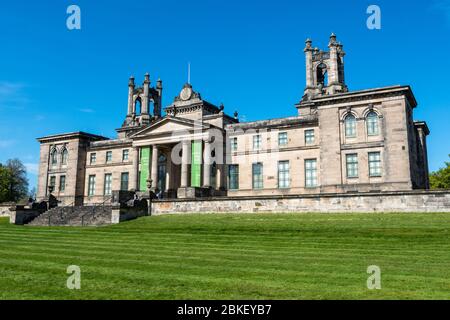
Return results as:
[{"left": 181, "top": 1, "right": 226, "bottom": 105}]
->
[
  {"left": 122, "top": 149, "right": 129, "bottom": 161},
  {"left": 51, "top": 150, "right": 58, "bottom": 165},
  {"left": 62, "top": 150, "right": 68, "bottom": 165},
  {"left": 59, "top": 176, "right": 66, "bottom": 192},
  {"left": 278, "top": 132, "right": 288, "bottom": 146},
  {"left": 345, "top": 115, "right": 356, "bottom": 137},
  {"left": 252, "top": 163, "right": 264, "bottom": 189},
  {"left": 367, "top": 112, "right": 379, "bottom": 136},
  {"left": 305, "top": 159, "right": 318, "bottom": 187},
  {"left": 253, "top": 135, "right": 262, "bottom": 150},
  {"left": 88, "top": 175, "right": 96, "bottom": 196},
  {"left": 230, "top": 138, "right": 238, "bottom": 152},
  {"left": 106, "top": 151, "right": 112, "bottom": 163},
  {"left": 369, "top": 152, "right": 382, "bottom": 177},
  {"left": 278, "top": 161, "right": 290, "bottom": 188},
  {"left": 346, "top": 154, "right": 359, "bottom": 178},
  {"left": 104, "top": 174, "right": 112, "bottom": 196},
  {"left": 305, "top": 129, "right": 315, "bottom": 144},
  {"left": 121, "top": 172, "right": 129, "bottom": 191},
  {"left": 228, "top": 165, "right": 239, "bottom": 190},
  {"left": 90, "top": 153, "right": 96, "bottom": 164}
]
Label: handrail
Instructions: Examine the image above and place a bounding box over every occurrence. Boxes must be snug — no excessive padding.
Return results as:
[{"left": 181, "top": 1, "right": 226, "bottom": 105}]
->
[
  {"left": 81, "top": 196, "right": 112, "bottom": 226},
  {"left": 47, "top": 200, "right": 76, "bottom": 226}
]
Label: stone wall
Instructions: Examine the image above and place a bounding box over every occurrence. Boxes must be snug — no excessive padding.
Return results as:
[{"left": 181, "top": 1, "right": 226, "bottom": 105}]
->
[
  {"left": 0, "top": 203, "right": 14, "bottom": 217},
  {"left": 151, "top": 190, "right": 450, "bottom": 214}
]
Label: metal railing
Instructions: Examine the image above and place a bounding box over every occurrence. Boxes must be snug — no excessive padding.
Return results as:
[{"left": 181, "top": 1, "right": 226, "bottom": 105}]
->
[
  {"left": 81, "top": 196, "right": 112, "bottom": 226},
  {"left": 47, "top": 200, "right": 76, "bottom": 226}
]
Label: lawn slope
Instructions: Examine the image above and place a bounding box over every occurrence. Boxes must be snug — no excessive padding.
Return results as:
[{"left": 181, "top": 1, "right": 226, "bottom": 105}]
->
[{"left": 0, "top": 213, "right": 449, "bottom": 300}]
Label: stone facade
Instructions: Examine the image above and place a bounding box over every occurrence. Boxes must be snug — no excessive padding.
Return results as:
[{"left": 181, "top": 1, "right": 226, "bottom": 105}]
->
[
  {"left": 151, "top": 190, "right": 450, "bottom": 214},
  {"left": 36, "top": 34, "right": 430, "bottom": 205}
]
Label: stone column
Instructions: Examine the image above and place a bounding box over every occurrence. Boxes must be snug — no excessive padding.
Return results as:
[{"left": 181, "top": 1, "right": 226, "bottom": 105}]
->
[
  {"left": 180, "top": 141, "right": 190, "bottom": 188},
  {"left": 151, "top": 145, "right": 159, "bottom": 191},
  {"left": 203, "top": 140, "right": 211, "bottom": 188},
  {"left": 131, "top": 147, "right": 139, "bottom": 191},
  {"left": 128, "top": 76, "right": 135, "bottom": 116}
]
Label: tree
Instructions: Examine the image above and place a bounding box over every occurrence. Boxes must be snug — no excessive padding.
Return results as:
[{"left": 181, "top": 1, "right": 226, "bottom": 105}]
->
[
  {"left": 0, "top": 165, "right": 12, "bottom": 203},
  {"left": 430, "top": 155, "right": 450, "bottom": 190},
  {"left": 0, "top": 159, "right": 29, "bottom": 203}
]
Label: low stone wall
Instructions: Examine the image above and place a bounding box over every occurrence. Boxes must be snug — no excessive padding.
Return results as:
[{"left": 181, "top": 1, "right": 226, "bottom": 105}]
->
[
  {"left": 152, "top": 190, "right": 450, "bottom": 214},
  {"left": 10, "top": 208, "right": 42, "bottom": 225},
  {"left": 0, "top": 203, "right": 14, "bottom": 217}
]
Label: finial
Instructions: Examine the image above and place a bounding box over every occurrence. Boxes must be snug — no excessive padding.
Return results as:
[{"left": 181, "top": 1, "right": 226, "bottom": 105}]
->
[
  {"left": 157, "top": 78, "right": 162, "bottom": 89},
  {"left": 219, "top": 103, "right": 224, "bottom": 111},
  {"left": 234, "top": 111, "right": 238, "bottom": 120},
  {"left": 330, "top": 33, "right": 337, "bottom": 44},
  {"left": 129, "top": 76, "right": 135, "bottom": 86},
  {"left": 305, "top": 38, "right": 312, "bottom": 50},
  {"left": 144, "top": 73, "right": 150, "bottom": 83}
]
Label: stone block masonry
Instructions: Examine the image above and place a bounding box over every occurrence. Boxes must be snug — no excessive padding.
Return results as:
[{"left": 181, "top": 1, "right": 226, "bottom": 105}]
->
[{"left": 151, "top": 190, "right": 450, "bottom": 214}]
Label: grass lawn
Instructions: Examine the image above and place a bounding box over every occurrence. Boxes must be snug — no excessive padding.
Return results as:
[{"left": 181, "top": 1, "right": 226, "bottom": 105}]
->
[{"left": 0, "top": 212, "right": 449, "bottom": 300}]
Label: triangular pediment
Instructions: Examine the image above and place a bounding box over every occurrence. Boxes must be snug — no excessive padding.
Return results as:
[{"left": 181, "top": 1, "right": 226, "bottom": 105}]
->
[{"left": 130, "top": 116, "right": 210, "bottom": 138}]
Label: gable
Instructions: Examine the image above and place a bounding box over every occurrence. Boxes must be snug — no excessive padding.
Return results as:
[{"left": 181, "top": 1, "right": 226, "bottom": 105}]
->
[{"left": 131, "top": 117, "right": 209, "bottom": 138}]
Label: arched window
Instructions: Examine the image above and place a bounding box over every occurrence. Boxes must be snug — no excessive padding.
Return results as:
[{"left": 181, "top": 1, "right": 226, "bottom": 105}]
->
[
  {"left": 135, "top": 99, "right": 142, "bottom": 115},
  {"left": 61, "top": 148, "right": 69, "bottom": 165},
  {"left": 345, "top": 114, "right": 357, "bottom": 138},
  {"left": 366, "top": 111, "right": 379, "bottom": 136},
  {"left": 316, "top": 63, "right": 328, "bottom": 87},
  {"left": 50, "top": 149, "right": 58, "bottom": 166}
]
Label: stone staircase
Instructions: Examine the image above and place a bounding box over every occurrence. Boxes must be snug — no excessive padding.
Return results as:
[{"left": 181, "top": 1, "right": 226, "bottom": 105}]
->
[{"left": 27, "top": 205, "right": 113, "bottom": 226}]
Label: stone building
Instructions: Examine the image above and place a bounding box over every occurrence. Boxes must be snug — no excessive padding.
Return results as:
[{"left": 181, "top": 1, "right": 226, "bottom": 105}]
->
[{"left": 36, "top": 34, "right": 430, "bottom": 205}]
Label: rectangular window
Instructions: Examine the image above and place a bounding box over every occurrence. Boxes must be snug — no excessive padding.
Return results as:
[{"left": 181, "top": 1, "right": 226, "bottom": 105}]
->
[
  {"left": 305, "top": 129, "right": 315, "bottom": 144},
  {"left": 59, "top": 175, "right": 66, "bottom": 192},
  {"left": 122, "top": 149, "right": 129, "bottom": 162},
  {"left": 252, "top": 163, "right": 264, "bottom": 189},
  {"left": 49, "top": 176, "right": 56, "bottom": 191},
  {"left": 305, "top": 159, "right": 318, "bottom": 188},
  {"left": 228, "top": 165, "right": 239, "bottom": 190},
  {"left": 369, "top": 152, "right": 382, "bottom": 177},
  {"left": 106, "top": 151, "right": 112, "bottom": 163},
  {"left": 104, "top": 174, "right": 112, "bottom": 196},
  {"left": 346, "top": 154, "right": 359, "bottom": 178},
  {"left": 121, "top": 172, "right": 129, "bottom": 191},
  {"left": 253, "top": 135, "right": 262, "bottom": 150},
  {"left": 278, "top": 132, "right": 288, "bottom": 146},
  {"left": 278, "top": 161, "right": 290, "bottom": 189},
  {"left": 90, "top": 153, "right": 96, "bottom": 165},
  {"left": 88, "top": 175, "right": 96, "bottom": 196},
  {"left": 230, "top": 137, "right": 238, "bottom": 152}
]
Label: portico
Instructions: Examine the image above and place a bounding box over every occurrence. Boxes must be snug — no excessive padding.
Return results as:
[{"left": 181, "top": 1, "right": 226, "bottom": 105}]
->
[{"left": 130, "top": 116, "right": 226, "bottom": 198}]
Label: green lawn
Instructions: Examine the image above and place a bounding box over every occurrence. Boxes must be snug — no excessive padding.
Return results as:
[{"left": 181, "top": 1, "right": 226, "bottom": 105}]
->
[{"left": 0, "top": 213, "right": 449, "bottom": 300}]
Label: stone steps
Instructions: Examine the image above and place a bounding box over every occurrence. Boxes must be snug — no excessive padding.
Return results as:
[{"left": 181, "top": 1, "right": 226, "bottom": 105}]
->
[{"left": 27, "top": 206, "right": 113, "bottom": 226}]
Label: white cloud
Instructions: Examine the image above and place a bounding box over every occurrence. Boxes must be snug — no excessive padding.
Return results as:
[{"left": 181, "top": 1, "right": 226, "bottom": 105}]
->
[{"left": 24, "top": 163, "right": 39, "bottom": 175}]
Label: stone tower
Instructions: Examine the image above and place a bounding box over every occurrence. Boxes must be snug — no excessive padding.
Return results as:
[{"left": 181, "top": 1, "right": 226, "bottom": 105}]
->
[
  {"left": 123, "top": 73, "right": 163, "bottom": 128},
  {"left": 302, "top": 33, "right": 348, "bottom": 101}
]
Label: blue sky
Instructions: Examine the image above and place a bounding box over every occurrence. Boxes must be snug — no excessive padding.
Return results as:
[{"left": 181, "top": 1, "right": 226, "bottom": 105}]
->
[{"left": 0, "top": 0, "right": 449, "bottom": 189}]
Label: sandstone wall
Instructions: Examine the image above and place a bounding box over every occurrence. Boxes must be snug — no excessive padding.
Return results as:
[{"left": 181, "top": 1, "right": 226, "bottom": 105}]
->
[{"left": 152, "top": 190, "right": 450, "bottom": 214}]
